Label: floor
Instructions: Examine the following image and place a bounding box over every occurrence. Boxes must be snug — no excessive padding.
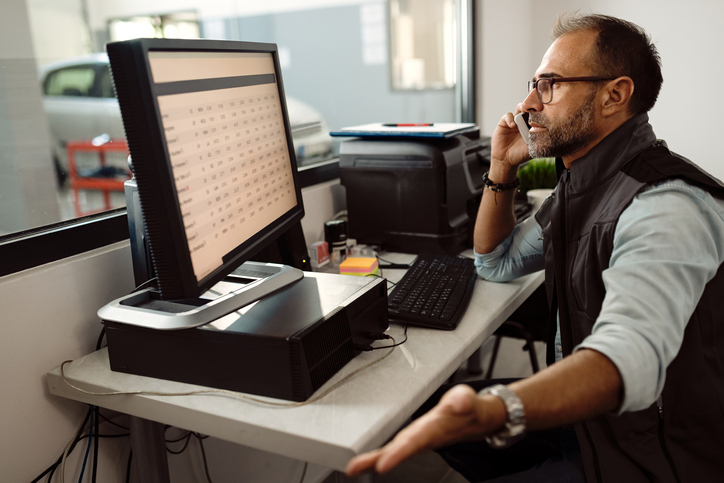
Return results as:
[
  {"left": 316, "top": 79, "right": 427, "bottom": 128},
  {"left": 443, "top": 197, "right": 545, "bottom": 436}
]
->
[{"left": 325, "top": 336, "right": 548, "bottom": 483}]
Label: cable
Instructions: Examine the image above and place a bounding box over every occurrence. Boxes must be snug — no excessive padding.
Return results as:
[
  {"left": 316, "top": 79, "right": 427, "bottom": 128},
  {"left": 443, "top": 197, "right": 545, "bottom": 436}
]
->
[
  {"left": 163, "top": 430, "right": 213, "bottom": 482},
  {"left": 298, "top": 461, "right": 308, "bottom": 483},
  {"left": 77, "top": 408, "right": 94, "bottom": 483},
  {"left": 166, "top": 432, "right": 193, "bottom": 455},
  {"left": 31, "top": 409, "right": 128, "bottom": 483},
  {"left": 59, "top": 338, "right": 397, "bottom": 408},
  {"left": 92, "top": 324, "right": 106, "bottom": 483},
  {"left": 367, "top": 325, "right": 408, "bottom": 350},
  {"left": 98, "top": 411, "right": 129, "bottom": 431},
  {"left": 195, "top": 433, "right": 213, "bottom": 483},
  {"left": 363, "top": 272, "right": 397, "bottom": 289},
  {"left": 330, "top": 210, "right": 347, "bottom": 221},
  {"left": 132, "top": 277, "right": 158, "bottom": 293},
  {"left": 91, "top": 405, "right": 100, "bottom": 482},
  {"left": 31, "top": 407, "right": 92, "bottom": 483},
  {"left": 125, "top": 450, "right": 133, "bottom": 483},
  {"left": 377, "top": 256, "right": 411, "bottom": 269}
]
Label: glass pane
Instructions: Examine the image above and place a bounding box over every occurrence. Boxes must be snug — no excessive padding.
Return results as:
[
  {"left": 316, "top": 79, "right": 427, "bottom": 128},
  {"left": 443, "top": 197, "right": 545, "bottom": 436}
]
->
[
  {"left": 0, "top": 0, "right": 460, "bottom": 237},
  {"left": 389, "top": 0, "right": 457, "bottom": 90}
]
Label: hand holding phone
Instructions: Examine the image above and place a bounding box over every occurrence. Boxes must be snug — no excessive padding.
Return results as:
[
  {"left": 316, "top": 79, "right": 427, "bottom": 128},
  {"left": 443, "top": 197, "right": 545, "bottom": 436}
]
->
[{"left": 514, "top": 112, "right": 531, "bottom": 145}]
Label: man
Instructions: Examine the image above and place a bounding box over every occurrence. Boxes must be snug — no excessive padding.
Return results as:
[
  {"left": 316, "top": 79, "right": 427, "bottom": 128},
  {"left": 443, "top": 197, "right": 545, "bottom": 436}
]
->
[{"left": 347, "top": 13, "right": 724, "bottom": 482}]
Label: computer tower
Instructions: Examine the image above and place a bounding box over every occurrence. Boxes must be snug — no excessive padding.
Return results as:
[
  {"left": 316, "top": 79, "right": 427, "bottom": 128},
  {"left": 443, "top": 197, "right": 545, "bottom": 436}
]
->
[{"left": 103, "top": 272, "right": 388, "bottom": 402}]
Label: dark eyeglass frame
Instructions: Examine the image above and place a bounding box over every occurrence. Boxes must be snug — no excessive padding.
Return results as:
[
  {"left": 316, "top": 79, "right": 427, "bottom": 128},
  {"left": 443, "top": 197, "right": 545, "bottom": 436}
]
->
[{"left": 528, "top": 76, "right": 617, "bottom": 104}]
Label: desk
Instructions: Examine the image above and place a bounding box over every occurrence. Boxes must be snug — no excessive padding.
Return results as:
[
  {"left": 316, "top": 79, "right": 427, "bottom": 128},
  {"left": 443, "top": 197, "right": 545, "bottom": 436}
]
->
[{"left": 47, "top": 253, "right": 543, "bottom": 481}]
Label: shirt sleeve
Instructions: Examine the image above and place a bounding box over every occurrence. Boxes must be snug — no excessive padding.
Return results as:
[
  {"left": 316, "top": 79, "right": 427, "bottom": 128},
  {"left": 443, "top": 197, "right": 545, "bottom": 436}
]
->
[
  {"left": 473, "top": 215, "right": 545, "bottom": 282},
  {"left": 576, "top": 179, "right": 724, "bottom": 413}
]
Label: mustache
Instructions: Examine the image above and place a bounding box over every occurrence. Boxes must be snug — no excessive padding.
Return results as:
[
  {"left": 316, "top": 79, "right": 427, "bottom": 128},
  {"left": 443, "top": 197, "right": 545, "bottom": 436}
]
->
[{"left": 528, "top": 113, "right": 546, "bottom": 126}]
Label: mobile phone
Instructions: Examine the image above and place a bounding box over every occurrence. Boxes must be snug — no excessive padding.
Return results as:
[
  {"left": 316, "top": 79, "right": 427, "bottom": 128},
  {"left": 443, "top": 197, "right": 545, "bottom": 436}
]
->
[{"left": 514, "top": 112, "right": 531, "bottom": 145}]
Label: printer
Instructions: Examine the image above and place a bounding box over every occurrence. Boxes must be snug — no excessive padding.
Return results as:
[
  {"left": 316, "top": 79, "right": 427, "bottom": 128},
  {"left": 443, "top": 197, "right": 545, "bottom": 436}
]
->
[{"left": 339, "top": 130, "right": 490, "bottom": 254}]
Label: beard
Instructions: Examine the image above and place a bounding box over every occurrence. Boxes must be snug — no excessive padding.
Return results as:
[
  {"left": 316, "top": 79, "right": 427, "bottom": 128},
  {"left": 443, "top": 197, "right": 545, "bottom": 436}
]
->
[{"left": 528, "top": 89, "right": 598, "bottom": 159}]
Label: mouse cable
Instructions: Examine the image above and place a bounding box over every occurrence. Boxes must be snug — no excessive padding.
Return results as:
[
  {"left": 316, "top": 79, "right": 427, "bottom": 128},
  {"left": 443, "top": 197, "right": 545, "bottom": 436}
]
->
[{"left": 59, "top": 337, "right": 397, "bottom": 409}]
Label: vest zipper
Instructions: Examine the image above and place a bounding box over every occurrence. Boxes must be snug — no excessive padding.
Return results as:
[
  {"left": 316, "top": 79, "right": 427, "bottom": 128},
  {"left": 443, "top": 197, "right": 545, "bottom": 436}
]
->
[
  {"left": 657, "top": 397, "right": 682, "bottom": 483},
  {"left": 582, "top": 422, "right": 603, "bottom": 482}
]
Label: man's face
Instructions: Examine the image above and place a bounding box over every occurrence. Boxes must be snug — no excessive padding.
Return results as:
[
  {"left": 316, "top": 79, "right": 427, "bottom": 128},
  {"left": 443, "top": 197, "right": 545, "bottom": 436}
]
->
[
  {"left": 521, "top": 30, "right": 603, "bottom": 162},
  {"left": 528, "top": 87, "right": 598, "bottom": 159}
]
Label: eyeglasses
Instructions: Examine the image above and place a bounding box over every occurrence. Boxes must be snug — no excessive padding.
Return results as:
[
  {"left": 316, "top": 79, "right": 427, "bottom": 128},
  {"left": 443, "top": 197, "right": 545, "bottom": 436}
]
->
[{"left": 528, "top": 76, "right": 617, "bottom": 104}]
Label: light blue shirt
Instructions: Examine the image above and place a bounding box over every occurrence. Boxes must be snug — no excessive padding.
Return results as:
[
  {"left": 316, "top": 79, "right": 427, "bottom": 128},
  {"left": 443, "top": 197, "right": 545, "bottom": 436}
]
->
[{"left": 475, "top": 179, "right": 724, "bottom": 413}]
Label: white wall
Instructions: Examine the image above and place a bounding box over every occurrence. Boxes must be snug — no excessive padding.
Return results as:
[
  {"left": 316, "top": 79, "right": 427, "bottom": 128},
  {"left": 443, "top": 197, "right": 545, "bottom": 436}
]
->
[
  {"left": 478, "top": 0, "right": 724, "bottom": 180},
  {"left": 0, "top": 242, "right": 136, "bottom": 482}
]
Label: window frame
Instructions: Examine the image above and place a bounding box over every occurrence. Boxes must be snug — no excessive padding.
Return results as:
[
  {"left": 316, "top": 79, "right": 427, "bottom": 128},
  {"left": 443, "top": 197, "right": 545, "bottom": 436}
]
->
[{"left": 0, "top": 161, "right": 339, "bottom": 277}]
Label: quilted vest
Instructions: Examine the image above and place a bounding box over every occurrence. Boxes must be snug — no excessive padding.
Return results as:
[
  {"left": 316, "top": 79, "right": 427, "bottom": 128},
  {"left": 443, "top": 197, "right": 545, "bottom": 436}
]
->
[{"left": 534, "top": 114, "right": 724, "bottom": 482}]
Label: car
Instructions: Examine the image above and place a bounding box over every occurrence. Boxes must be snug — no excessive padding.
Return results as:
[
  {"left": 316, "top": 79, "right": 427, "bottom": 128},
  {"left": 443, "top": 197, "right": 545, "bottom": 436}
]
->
[{"left": 40, "top": 53, "right": 334, "bottom": 186}]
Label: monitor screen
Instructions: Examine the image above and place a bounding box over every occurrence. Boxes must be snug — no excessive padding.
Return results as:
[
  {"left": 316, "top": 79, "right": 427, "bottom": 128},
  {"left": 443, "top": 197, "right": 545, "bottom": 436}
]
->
[{"left": 108, "top": 39, "right": 305, "bottom": 300}]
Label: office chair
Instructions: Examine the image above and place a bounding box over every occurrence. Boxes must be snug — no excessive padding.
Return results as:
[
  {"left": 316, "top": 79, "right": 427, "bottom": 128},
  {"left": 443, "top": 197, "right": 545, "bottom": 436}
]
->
[{"left": 467, "top": 284, "right": 549, "bottom": 378}]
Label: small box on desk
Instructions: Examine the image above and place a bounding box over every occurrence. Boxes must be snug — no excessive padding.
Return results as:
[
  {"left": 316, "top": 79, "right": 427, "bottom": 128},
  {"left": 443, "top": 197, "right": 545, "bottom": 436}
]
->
[
  {"left": 339, "top": 257, "right": 379, "bottom": 276},
  {"left": 103, "top": 272, "right": 388, "bottom": 402}
]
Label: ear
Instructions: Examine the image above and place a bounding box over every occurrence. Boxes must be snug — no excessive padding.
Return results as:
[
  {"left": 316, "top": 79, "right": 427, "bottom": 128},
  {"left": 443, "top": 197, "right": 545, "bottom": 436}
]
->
[{"left": 600, "top": 76, "right": 634, "bottom": 117}]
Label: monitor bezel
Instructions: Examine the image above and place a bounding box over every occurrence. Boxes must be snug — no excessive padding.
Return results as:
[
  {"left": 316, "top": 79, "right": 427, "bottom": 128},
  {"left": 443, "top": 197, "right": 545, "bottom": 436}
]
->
[{"left": 107, "top": 38, "right": 305, "bottom": 300}]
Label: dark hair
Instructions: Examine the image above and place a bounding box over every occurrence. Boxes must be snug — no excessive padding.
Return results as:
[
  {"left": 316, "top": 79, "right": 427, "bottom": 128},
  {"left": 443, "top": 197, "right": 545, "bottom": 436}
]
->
[{"left": 553, "top": 13, "right": 663, "bottom": 115}]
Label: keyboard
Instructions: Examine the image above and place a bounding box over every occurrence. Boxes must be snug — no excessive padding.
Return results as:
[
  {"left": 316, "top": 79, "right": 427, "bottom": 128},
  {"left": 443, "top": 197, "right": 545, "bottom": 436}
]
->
[{"left": 387, "top": 253, "right": 477, "bottom": 330}]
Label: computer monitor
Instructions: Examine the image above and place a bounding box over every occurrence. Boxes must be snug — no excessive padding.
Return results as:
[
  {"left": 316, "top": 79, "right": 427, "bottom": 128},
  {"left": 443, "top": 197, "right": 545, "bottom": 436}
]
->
[{"left": 99, "top": 38, "right": 305, "bottom": 330}]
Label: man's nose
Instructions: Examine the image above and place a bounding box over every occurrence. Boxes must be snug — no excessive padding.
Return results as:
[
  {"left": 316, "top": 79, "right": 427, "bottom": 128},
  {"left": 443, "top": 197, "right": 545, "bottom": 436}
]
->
[{"left": 520, "top": 87, "right": 542, "bottom": 113}]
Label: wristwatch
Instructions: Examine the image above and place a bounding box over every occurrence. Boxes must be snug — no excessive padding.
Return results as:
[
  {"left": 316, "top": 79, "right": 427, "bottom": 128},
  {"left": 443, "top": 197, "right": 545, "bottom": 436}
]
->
[{"left": 478, "top": 384, "right": 526, "bottom": 448}]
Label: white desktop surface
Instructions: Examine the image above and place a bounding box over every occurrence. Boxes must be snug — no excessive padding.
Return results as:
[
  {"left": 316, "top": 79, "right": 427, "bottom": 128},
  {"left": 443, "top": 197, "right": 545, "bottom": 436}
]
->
[{"left": 47, "top": 253, "right": 543, "bottom": 472}]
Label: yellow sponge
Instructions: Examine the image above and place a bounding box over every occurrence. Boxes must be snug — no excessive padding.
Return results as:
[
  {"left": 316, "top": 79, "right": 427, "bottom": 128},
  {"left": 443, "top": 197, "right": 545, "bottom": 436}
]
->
[{"left": 339, "top": 257, "right": 379, "bottom": 276}]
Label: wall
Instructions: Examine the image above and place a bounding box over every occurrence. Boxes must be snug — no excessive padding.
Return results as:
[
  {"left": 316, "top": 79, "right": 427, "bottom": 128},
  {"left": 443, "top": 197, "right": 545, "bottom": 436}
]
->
[
  {"left": 0, "top": 242, "right": 136, "bottom": 482},
  {"left": 478, "top": 0, "right": 724, "bottom": 180}
]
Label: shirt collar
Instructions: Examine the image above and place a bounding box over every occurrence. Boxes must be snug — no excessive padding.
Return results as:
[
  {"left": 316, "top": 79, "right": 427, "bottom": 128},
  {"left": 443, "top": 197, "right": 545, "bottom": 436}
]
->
[{"left": 565, "top": 113, "right": 657, "bottom": 195}]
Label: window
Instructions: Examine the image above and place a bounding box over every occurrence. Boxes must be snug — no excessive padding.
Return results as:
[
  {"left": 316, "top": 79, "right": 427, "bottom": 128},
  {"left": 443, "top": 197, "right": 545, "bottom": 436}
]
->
[
  {"left": 1, "top": 0, "right": 474, "bottom": 273},
  {"left": 389, "top": 0, "right": 457, "bottom": 90}
]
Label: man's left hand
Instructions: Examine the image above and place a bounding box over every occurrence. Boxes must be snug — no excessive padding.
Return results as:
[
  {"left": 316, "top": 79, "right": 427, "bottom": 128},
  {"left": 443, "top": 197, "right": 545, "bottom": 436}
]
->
[{"left": 345, "top": 384, "right": 506, "bottom": 476}]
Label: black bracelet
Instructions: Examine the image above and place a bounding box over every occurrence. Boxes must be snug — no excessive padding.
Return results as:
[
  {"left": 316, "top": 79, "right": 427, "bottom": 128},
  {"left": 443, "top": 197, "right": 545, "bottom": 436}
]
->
[{"left": 482, "top": 172, "right": 520, "bottom": 193}]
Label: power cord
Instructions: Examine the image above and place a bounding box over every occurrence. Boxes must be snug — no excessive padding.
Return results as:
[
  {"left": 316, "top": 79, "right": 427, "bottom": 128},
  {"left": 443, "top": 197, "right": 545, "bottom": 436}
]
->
[
  {"left": 369, "top": 325, "right": 408, "bottom": 350},
  {"left": 298, "top": 461, "right": 308, "bottom": 483},
  {"left": 30, "top": 408, "right": 130, "bottom": 483},
  {"left": 164, "top": 428, "right": 213, "bottom": 482}
]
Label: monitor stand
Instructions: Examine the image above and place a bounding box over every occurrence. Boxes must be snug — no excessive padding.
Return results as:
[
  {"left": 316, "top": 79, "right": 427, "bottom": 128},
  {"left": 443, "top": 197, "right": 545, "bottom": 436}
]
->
[{"left": 98, "top": 262, "right": 303, "bottom": 330}]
